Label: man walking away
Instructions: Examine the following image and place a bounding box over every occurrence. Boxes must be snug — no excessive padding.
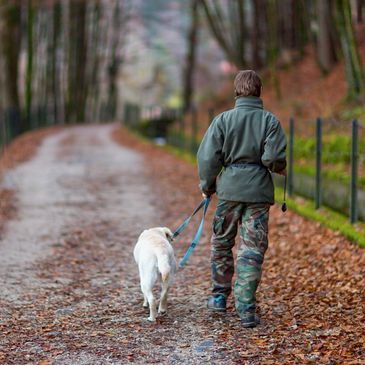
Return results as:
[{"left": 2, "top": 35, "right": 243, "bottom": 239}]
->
[{"left": 197, "top": 70, "right": 287, "bottom": 328}]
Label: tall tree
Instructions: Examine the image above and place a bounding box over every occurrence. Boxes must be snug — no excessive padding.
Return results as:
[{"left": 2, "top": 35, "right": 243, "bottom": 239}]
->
[
  {"left": 85, "top": 1, "right": 102, "bottom": 123},
  {"left": 106, "top": 1, "right": 124, "bottom": 121},
  {"left": 182, "top": 0, "right": 199, "bottom": 112},
  {"left": 34, "top": 7, "right": 51, "bottom": 126},
  {"left": 317, "top": 0, "right": 338, "bottom": 74},
  {"left": 25, "top": 0, "right": 34, "bottom": 129},
  {"left": 251, "top": 0, "right": 263, "bottom": 69},
  {"left": 277, "top": 0, "right": 296, "bottom": 51},
  {"left": 335, "top": 0, "right": 365, "bottom": 99},
  {"left": 266, "top": 0, "right": 281, "bottom": 99},
  {"left": 46, "top": 1, "right": 62, "bottom": 125},
  {"left": 66, "top": 0, "right": 87, "bottom": 123},
  {"left": 275, "top": 0, "right": 310, "bottom": 64},
  {"left": 295, "top": 0, "right": 311, "bottom": 57},
  {"left": 0, "top": 1, "right": 22, "bottom": 132},
  {"left": 201, "top": 0, "right": 246, "bottom": 69},
  {"left": 356, "top": 0, "right": 363, "bottom": 23}
]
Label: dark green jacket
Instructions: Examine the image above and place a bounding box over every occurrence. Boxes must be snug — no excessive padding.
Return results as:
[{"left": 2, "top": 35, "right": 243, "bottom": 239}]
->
[{"left": 197, "top": 96, "right": 287, "bottom": 204}]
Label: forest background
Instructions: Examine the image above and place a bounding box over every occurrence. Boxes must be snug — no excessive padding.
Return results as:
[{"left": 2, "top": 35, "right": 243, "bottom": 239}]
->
[
  {"left": 2, "top": 0, "right": 365, "bottom": 128},
  {"left": 1, "top": 0, "right": 365, "bottom": 226}
]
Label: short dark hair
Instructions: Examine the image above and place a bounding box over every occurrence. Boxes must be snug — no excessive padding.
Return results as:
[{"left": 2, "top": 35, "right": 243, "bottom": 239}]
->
[{"left": 234, "top": 70, "right": 262, "bottom": 97}]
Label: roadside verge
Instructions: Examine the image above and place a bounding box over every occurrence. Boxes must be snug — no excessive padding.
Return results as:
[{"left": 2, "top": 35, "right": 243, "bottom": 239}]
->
[
  {"left": 0, "top": 126, "right": 61, "bottom": 235},
  {"left": 113, "top": 126, "right": 365, "bottom": 248}
]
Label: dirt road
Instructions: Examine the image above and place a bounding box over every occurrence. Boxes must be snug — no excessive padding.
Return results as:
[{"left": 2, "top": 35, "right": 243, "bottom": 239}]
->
[
  {"left": 1, "top": 125, "right": 164, "bottom": 364},
  {"left": 1, "top": 125, "right": 364, "bottom": 364}
]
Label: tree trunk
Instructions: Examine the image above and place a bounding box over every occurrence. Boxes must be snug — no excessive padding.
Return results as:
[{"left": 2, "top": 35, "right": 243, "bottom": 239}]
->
[
  {"left": 51, "top": 1, "right": 62, "bottom": 124},
  {"left": 182, "top": 0, "right": 199, "bottom": 113},
  {"left": 294, "top": 0, "right": 310, "bottom": 57},
  {"left": 36, "top": 8, "right": 50, "bottom": 127},
  {"left": 106, "top": 1, "right": 123, "bottom": 122},
  {"left": 317, "top": 0, "right": 338, "bottom": 73},
  {"left": 277, "top": 0, "right": 296, "bottom": 51},
  {"left": 335, "top": 0, "right": 365, "bottom": 99},
  {"left": 266, "top": 0, "right": 281, "bottom": 100},
  {"left": 66, "top": 0, "right": 87, "bottom": 123},
  {"left": 201, "top": 0, "right": 245, "bottom": 69},
  {"left": 251, "top": 0, "right": 262, "bottom": 69},
  {"left": 356, "top": 0, "right": 363, "bottom": 23},
  {"left": 25, "top": 0, "right": 34, "bottom": 130},
  {"left": 0, "top": 2, "right": 22, "bottom": 132},
  {"left": 0, "top": 1, "right": 21, "bottom": 109},
  {"left": 84, "top": 1, "right": 102, "bottom": 123}
]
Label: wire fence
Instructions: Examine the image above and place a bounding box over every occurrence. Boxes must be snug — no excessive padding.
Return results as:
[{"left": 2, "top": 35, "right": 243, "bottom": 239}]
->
[
  {"left": 1, "top": 102, "right": 363, "bottom": 224},
  {"left": 124, "top": 103, "right": 365, "bottom": 224},
  {"left": 288, "top": 117, "right": 365, "bottom": 223}
]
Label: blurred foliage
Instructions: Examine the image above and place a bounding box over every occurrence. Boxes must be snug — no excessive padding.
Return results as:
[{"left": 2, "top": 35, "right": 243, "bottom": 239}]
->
[
  {"left": 294, "top": 164, "right": 365, "bottom": 188},
  {"left": 339, "top": 105, "right": 365, "bottom": 121},
  {"left": 136, "top": 117, "right": 175, "bottom": 139}
]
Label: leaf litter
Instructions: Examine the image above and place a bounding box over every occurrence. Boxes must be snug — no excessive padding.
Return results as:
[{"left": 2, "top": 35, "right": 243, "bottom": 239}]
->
[{"left": 0, "top": 125, "right": 363, "bottom": 365}]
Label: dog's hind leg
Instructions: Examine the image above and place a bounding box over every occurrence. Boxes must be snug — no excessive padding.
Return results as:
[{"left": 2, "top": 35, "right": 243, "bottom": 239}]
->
[
  {"left": 143, "top": 294, "right": 148, "bottom": 308},
  {"left": 158, "top": 278, "right": 170, "bottom": 314},
  {"left": 140, "top": 271, "right": 157, "bottom": 321},
  {"left": 138, "top": 265, "right": 154, "bottom": 311},
  {"left": 142, "top": 286, "right": 157, "bottom": 322}
]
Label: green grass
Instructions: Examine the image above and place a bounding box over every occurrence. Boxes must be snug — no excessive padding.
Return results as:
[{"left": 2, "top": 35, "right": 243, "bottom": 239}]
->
[
  {"left": 293, "top": 164, "right": 365, "bottom": 188},
  {"left": 291, "top": 132, "right": 365, "bottom": 188},
  {"left": 164, "top": 144, "right": 197, "bottom": 164},
  {"left": 339, "top": 104, "right": 365, "bottom": 121},
  {"left": 126, "top": 127, "right": 198, "bottom": 165},
  {"left": 294, "top": 134, "right": 365, "bottom": 164},
  {"left": 275, "top": 186, "right": 365, "bottom": 248},
  {"left": 166, "top": 143, "right": 365, "bottom": 248},
  {"left": 164, "top": 139, "right": 365, "bottom": 248},
  {"left": 125, "top": 126, "right": 365, "bottom": 248}
]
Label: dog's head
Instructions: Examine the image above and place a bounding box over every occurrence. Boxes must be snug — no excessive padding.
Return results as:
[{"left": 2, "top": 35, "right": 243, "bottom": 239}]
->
[{"left": 160, "top": 227, "right": 174, "bottom": 241}]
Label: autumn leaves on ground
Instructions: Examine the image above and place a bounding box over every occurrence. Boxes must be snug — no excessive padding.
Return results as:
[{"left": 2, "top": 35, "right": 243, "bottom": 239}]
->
[{"left": 0, "top": 125, "right": 364, "bottom": 365}]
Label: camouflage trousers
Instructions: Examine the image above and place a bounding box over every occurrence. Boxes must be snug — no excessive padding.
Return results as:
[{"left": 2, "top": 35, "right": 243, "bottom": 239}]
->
[{"left": 211, "top": 199, "right": 270, "bottom": 319}]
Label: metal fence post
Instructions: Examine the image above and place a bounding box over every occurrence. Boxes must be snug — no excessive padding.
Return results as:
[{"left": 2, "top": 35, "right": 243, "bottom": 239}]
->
[
  {"left": 315, "top": 117, "right": 322, "bottom": 209},
  {"left": 288, "top": 117, "right": 294, "bottom": 196},
  {"left": 191, "top": 106, "right": 198, "bottom": 153},
  {"left": 350, "top": 119, "right": 358, "bottom": 224}
]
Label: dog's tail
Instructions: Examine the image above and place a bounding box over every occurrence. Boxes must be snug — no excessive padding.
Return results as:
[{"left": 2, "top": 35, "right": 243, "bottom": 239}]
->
[{"left": 157, "top": 254, "right": 171, "bottom": 282}]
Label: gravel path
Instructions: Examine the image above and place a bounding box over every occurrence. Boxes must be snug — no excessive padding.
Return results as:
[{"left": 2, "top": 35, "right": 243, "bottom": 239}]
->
[
  {"left": 0, "top": 125, "right": 164, "bottom": 364},
  {"left": 1, "top": 125, "right": 364, "bottom": 365},
  {"left": 0, "top": 125, "right": 156, "bottom": 300}
]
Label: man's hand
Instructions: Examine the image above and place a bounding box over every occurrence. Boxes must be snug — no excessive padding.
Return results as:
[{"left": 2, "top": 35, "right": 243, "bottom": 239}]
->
[{"left": 202, "top": 192, "right": 211, "bottom": 199}]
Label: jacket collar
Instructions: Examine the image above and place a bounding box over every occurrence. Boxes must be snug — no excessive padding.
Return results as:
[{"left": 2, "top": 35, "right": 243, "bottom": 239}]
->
[{"left": 234, "top": 96, "right": 263, "bottom": 109}]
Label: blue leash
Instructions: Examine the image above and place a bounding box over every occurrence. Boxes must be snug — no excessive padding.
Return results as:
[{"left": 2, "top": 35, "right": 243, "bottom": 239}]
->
[{"left": 172, "top": 197, "right": 211, "bottom": 269}]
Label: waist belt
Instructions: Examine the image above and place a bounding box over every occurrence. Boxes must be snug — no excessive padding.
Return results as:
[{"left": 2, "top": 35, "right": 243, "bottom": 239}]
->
[{"left": 227, "top": 162, "right": 267, "bottom": 169}]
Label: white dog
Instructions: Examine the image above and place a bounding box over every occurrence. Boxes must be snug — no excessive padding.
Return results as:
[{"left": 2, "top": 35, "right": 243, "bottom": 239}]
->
[{"left": 133, "top": 227, "right": 176, "bottom": 322}]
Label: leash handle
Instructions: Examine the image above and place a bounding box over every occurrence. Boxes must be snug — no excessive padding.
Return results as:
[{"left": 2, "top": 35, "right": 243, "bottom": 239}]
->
[
  {"left": 172, "top": 198, "right": 206, "bottom": 239},
  {"left": 179, "top": 198, "right": 210, "bottom": 269},
  {"left": 281, "top": 175, "right": 287, "bottom": 212}
]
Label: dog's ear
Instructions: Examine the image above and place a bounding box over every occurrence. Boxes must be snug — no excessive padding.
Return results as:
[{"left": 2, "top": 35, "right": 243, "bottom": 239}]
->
[{"left": 162, "top": 227, "right": 174, "bottom": 240}]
